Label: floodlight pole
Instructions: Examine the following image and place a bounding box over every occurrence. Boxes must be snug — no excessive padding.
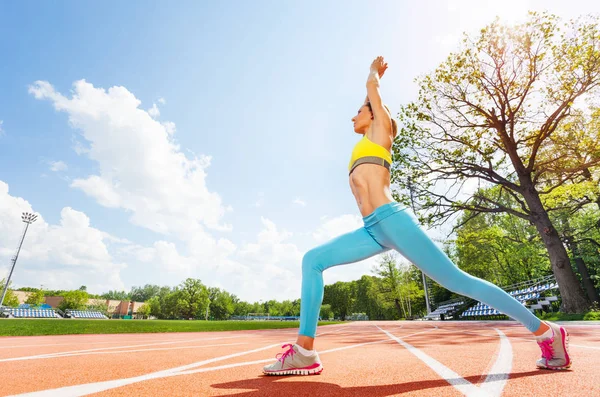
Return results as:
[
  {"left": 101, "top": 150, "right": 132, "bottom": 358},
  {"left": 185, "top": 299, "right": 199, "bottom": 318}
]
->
[
  {"left": 422, "top": 271, "right": 431, "bottom": 314},
  {"left": 0, "top": 212, "right": 37, "bottom": 308}
]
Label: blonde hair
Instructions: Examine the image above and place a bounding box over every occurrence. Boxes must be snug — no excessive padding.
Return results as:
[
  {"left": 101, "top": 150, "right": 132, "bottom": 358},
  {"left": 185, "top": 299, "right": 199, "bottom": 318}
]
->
[{"left": 365, "top": 102, "right": 398, "bottom": 139}]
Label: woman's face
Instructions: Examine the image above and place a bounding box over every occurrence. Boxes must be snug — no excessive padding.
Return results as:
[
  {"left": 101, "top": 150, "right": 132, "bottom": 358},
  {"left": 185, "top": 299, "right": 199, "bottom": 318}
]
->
[{"left": 351, "top": 105, "right": 372, "bottom": 134}]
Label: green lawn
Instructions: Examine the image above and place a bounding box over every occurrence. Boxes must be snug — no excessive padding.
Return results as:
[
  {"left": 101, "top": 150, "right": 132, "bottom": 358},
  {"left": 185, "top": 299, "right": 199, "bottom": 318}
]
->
[
  {"left": 537, "top": 311, "right": 600, "bottom": 321},
  {"left": 0, "top": 319, "right": 343, "bottom": 337}
]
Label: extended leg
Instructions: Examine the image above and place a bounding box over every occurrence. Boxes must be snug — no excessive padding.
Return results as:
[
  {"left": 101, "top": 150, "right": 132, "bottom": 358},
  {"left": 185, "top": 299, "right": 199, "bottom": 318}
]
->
[
  {"left": 371, "top": 209, "right": 542, "bottom": 332},
  {"left": 263, "top": 227, "right": 387, "bottom": 376},
  {"left": 298, "top": 227, "right": 388, "bottom": 339}
]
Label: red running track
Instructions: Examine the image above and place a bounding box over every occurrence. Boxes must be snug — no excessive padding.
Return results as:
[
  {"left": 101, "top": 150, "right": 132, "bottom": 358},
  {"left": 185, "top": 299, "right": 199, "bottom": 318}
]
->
[{"left": 0, "top": 321, "right": 599, "bottom": 396}]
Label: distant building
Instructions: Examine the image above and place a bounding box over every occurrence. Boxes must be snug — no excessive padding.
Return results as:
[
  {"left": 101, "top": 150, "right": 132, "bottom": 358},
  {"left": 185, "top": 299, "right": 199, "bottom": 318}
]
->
[
  {"left": 9, "top": 291, "right": 144, "bottom": 317},
  {"left": 12, "top": 291, "right": 32, "bottom": 304}
]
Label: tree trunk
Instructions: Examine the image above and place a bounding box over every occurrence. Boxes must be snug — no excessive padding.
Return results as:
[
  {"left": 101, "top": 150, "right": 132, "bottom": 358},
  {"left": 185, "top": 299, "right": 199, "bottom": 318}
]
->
[
  {"left": 574, "top": 258, "right": 599, "bottom": 304},
  {"left": 394, "top": 298, "right": 404, "bottom": 318},
  {"left": 561, "top": 215, "right": 600, "bottom": 304},
  {"left": 520, "top": 183, "right": 589, "bottom": 313}
]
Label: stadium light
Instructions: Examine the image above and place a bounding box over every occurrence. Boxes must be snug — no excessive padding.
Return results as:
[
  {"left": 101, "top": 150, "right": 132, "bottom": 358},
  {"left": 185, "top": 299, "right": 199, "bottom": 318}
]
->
[{"left": 0, "top": 212, "right": 38, "bottom": 308}]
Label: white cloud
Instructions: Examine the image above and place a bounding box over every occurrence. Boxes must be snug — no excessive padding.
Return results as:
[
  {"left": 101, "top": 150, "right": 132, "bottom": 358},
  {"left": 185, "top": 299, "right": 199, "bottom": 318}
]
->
[
  {"left": 148, "top": 103, "right": 160, "bottom": 118},
  {"left": 0, "top": 120, "right": 4, "bottom": 136},
  {"left": 312, "top": 214, "right": 363, "bottom": 243},
  {"left": 292, "top": 198, "right": 306, "bottom": 207},
  {"left": 162, "top": 121, "right": 176, "bottom": 136},
  {"left": 71, "top": 175, "right": 121, "bottom": 208},
  {"left": 0, "top": 180, "right": 126, "bottom": 293},
  {"left": 49, "top": 160, "right": 68, "bottom": 172},
  {"left": 158, "top": 97, "right": 166, "bottom": 105},
  {"left": 236, "top": 217, "right": 303, "bottom": 301},
  {"left": 29, "top": 80, "right": 232, "bottom": 241},
  {"left": 311, "top": 213, "right": 389, "bottom": 285}
]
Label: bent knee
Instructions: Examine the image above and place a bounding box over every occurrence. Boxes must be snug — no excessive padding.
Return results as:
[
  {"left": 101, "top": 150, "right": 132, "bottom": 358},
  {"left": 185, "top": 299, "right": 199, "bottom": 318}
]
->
[{"left": 302, "top": 249, "right": 324, "bottom": 273}]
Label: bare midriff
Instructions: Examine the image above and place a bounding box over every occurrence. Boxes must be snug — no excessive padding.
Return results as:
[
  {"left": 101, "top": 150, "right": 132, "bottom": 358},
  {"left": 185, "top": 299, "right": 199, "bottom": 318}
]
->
[{"left": 349, "top": 163, "right": 394, "bottom": 217}]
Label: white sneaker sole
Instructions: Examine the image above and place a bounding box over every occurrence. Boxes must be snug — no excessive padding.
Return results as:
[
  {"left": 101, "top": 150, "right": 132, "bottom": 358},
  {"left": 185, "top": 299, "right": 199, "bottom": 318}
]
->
[{"left": 263, "top": 364, "right": 324, "bottom": 376}]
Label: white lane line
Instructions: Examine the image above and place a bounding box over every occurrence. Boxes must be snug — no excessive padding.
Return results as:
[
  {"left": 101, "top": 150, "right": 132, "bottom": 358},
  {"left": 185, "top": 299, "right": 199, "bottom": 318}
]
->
[
  {"left": 479, "top": 329, "right": 512, "bottom": 397},
  {"left": 0, "top": 335, "right": 250, "bottom": 362},
  {"left": 8, "top": 324, "right": 427, "bottom": 396},
  {"left": 0, "top": 336, "right": 219, "bottom": 349},
  {"left": 377, "top": 325, "right": 512, "bottom": 397},
  {"left": 1, "top": 342, "right": 249, "bottom": 360}
]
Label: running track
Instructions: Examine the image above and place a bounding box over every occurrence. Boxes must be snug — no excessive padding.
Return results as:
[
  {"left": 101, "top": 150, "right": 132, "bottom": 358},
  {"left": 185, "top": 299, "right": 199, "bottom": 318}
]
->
[{"left": 1, "top": 321, "right": 599, "bottom": 396}]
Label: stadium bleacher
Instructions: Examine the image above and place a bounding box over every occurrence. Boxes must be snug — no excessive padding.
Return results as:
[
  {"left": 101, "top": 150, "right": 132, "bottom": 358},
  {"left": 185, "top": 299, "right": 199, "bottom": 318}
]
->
[
  {"left": 460, "top": 278, "right": 559, "bottom": 319},
  {"left": 424, "top": 300, "right": 465, "bottom": 320},
  {"left": 1, "top": 308, "right": 61, "bottom": 318},
  {"left": 66, "top": 310, "right": 108, "bottom": 319}
]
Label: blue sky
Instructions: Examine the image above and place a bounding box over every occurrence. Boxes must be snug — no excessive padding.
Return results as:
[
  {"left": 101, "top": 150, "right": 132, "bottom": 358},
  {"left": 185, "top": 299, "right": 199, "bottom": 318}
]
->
[{"left": 1, "top": 1, "right": 599, "bottom": 302}]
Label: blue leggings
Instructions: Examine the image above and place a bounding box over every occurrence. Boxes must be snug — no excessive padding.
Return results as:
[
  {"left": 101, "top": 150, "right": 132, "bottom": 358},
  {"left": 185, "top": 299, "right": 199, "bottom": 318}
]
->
[{"left": 299, "top": 202, "right": 541, "bottom": 337}]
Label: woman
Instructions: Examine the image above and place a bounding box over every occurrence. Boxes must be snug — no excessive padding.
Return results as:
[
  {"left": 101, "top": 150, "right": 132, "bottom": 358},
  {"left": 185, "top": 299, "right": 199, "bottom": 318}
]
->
[{"left": 263, "top": 56, "right": 571, "bottom": 376}]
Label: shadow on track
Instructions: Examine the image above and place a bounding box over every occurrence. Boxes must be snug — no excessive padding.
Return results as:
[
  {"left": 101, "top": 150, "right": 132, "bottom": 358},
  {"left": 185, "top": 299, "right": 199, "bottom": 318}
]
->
[{"left": 211, "top": 370, "right": 558, "bottom": 396}]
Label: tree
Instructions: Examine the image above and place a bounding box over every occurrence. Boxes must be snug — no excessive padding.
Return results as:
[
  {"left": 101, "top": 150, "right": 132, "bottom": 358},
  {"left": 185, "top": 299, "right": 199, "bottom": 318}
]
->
[
  {"left": 175, "top": 278, "right": 209, "bottom": 319},
  {"left": 146, "top": 296, "right": 162, "bottom": 318},
  {"left": 449, "top": 201, "right": 551, "bottom": 287},
  {"left": 323, "top": 281, "right": 354, "bottom": 320},
  {"left": 78, "top": 285, "right": 87, "bottom": 291},
  {"left": 394, "top": 12, "right": 600, "bottom": 312},
  {"left": 232, "top": 300, "right": 251, "bottom": 316},
  {"left": 58, "top": 290, "right": 89, "bottom": 311},
  {"left": 25, "top": 289, "right": 46, "bottom": 306},
  {"left": 372, "top": 253, "right": 405, "bottom": 317},
  {"left": 101, "top": 290, "right": 130, "bottom": 300},
  {"left": 137, "top": 303, "right": 151, "bottom": 319},
  {"left": 206, "top": 287, "right": 235, "bottom": 320},
  {"left": 319, "top": 304, "right": 333, "bottom": 320},
  {"left": 372, "top": 253, "right": 422, "bottom": 318},
  {"left": 130, "top": 284, "right": 161, "bottom": 302},
  {"left": 0, "top": 279, "right": 20, "bottom": 308},
  {"left": 205, "top": 287, "right": 219, "bottom": 320}
]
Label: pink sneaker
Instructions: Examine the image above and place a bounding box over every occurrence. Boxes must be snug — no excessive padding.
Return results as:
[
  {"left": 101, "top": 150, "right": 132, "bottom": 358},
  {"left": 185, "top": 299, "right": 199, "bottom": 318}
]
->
[
  {"left": 262, "top": 344, "right": 324, "bottom": 376},
  {"left": 536, "top": 322, "right": 572, "bottom": 370}
]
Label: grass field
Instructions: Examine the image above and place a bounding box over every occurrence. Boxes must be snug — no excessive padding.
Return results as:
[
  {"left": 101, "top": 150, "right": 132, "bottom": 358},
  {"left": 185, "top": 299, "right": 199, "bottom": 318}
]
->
[
  {"left": 0, "top": 319, "right": 344, "bottom": 337},
  {"left": 538, "top": 311, "right": 600, "bottom": 321}
]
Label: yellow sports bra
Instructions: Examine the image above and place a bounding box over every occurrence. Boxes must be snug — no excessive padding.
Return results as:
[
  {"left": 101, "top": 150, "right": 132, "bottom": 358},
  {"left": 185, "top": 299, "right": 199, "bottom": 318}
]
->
[{"left": 348, "top": 134, "right": 392, "bottom": 174}]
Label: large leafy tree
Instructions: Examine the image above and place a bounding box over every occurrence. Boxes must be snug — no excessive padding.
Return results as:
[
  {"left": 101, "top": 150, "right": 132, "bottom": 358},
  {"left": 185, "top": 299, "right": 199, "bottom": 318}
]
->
[
  {"left": 394, "top": 12, "right": 600, "bottom": 312},
  {"left": 175, "top": 278, "right": 209, "bottom": 319}
]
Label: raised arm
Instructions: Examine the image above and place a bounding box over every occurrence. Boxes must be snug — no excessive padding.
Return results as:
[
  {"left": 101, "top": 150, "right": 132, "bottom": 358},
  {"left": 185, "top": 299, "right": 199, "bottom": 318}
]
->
[
  {"left": 366, "top": 56, "right": 391, "bottom": 124},
  {"left": 364, "top": 58, "right": 387, "bottom": 105}
]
